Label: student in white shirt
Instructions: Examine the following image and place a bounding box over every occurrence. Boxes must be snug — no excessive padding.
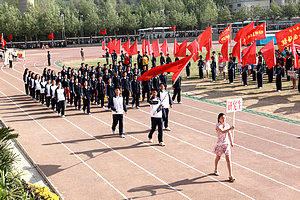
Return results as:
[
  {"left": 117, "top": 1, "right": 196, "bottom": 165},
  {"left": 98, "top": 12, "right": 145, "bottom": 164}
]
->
[
  {"left": 111, "top": 88, "right": 127, "bottom": 138},
  {"left": 50, "top": 80, "right": 58, "bottom": 112},
  {"left": 148, "top": 89, "right": 165, "bottom": 146},
  {"left": 40, "top": 76, "right": 47, "bottom": 105},
  {"left": 35, "top": 74, "right": 41, "bottom": 101},
  {"left": 55, "top": 82, "right": 66, "bottom": 117},
  {"left": 45, "top": 79, "right": 52, "bottom": 108},
  {"left": 158, "top": 83, "right": 173, "bottom": 131}
]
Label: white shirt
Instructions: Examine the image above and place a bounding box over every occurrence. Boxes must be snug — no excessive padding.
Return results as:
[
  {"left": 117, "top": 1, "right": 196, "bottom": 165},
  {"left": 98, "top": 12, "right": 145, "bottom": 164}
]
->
[
  {"left": 112, "top": 96, "right": 124, "bottom": 115},
  {"left": 150, "top": 97, "right": 162, "bottom": 118},
  {"left": 160, "top": 90, "right": 170, "bottom": 109},
  {"left": 50, "top": 85, "right": 57, "bottom": 97},
  {"left": 46, "top": 84, "right": 51, "bottom": 96},
  {"left": 35, "top": 80, "right": 41, "bottom": 90},
  {"left": 40, "top": 81, "right": 47, "bottom": 93},
  {"left": 31, "top": 79, "right": 35, "bottom": 88},
  {"left": 56, "top": 88, "right": 65, "bottom": 101}
]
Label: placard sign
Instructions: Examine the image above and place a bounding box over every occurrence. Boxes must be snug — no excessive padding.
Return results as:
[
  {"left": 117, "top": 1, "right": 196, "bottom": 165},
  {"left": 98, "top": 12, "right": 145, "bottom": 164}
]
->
[
  {"left": 226, "top": 98, "right": 243, "bottom": 113},
  {"left": 287, "top": 70, "right": 296, "bottom": 78}
]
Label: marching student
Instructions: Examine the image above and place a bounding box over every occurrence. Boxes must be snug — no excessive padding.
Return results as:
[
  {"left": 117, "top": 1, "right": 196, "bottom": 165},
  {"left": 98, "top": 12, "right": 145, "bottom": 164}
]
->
[
  {"left": 148, "top": 89, "right": 165, "bottom": 146},
  {"left": 82, "top": 80, "right": 91, "bottom": 114},
  {"left": 160, "top": 52, "right": 165, "bottom": 66},
  {"left": 198, "top": 55, "right": 204, "bottom": 79},
  {"left": 131, "top": 75, "right": 140, "bottom": 109},
  {"left": 242, "top": 65, "right": 248, "bottom": 86},
  {"left": 45, "top": 79, "right": 52, "bottom": 108},
  {"left": 158, "top": 83, "right": 173, "bottom": 131},
  {"left": 151, "top": 75, "right": 160, "bottom": 92},
  {"left": 55, "top": 82, "right": 66, "bottom": 118},
  {"left": 106, "top": 78, "right": 115, "bottom": 110},
  {"left": 50, "top": 80, "right": 57, "bottom": 112},
  {"left": 42, "top": 68, "right": 47, "bottom": 79},
  {"left": 228, "top": 57, "right": 234, "bottom": 84},
  {"left": 105, "top": 48, "right": 109, "bottom": 65},
  {"left": 142, "top": 52, "right": 149, "bottom": 70},
  {"left": 267, "top": 65, "right": 274, "bottom": 83},
  {"left": 121, "top": 71, "right": 130, "bottom": 105},
  {"left": 35, "top": 74, "right": 41, "bottom": 101},
  {"left": 112, "top": 71, "right": 121, "bottom": 89},
  {"left": 205, "top": 60, "right": 210, "bottom": 79},
  {"left": 141, "top": 66, "right": 150, "bottom": 102},
  {"left": 103, "top": 69, "right": 111, "bottom": 84},
  {"left": 256, "top": 59, "right": 264, "bottom": 88},
  {"left": 23, "top": 68, "right": 29, "bottom": 95},
  {"left": 56, "top": 72, "right": 63, "bottom": 84},
  {"left": 82, "top": 71, "right": 91, "bottom": 86},
  {"left": 61, "top": 65, "right": 67, "bottom": 78},
  {"left": 126, "top": 66, "right": 133, "bottom": 82},
  {"left": 74, "top": 78, "right": 82, "bottom": 110},
  {"left": 90, "top": 74, "right": 98, "bottom": 104},
  {"left": 47, "top": 51, "right": 51, "bottom": 66},
  {"left": 96, "top": 76, "right": 105, "bottom": 108},
  {"left": 166, "top": 53, "right": 172, "bottom": 74},
  {"left": 211, "top": 56, "right": 217, "bottom": 82},
  {"left": 186, "top": 54, "right": 191, "bottom": 78},
  {"left": 213, "top": 113, "right": 235, "bottom": 182},
  {"left": 172, "top": 76, "right": 182, "bottom": 104},
  {"left": 69, "top": 75, "right": 75, "bottom": 106},
  {"left": 62, "top": 74, "right": 70, "bottom": 103},
  {"left": 111, "top": 50, "right": 117, "bottom": 64},
  {"left": 111, "top": 88, "right": 128, "bottom": 138},
  {"left": 285, "top": 52, "right": 293, "bottom": 81},
  {"left": 27, "top": 71, "right": 32, "bottom": 96},
  {"left": 40, "top": 76, "right": 47, "bottom": 105},
  {"left": 159, "top": 73, "right": 167, "bottom": 89},
  {"left": 275, "top": 62, "right": 283, "bottom": 92},
  {"left": 151, "top": 52, "right": 156, "bottom": 68},
  {"left": 30, "top": 73, "right": 35, "bottom": 99}
]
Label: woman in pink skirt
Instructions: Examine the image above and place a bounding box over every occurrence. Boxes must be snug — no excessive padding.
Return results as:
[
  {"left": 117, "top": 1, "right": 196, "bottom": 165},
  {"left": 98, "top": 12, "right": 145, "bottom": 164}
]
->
[{"left": 213, "top": 113, "right": 235, "bottom": 182}]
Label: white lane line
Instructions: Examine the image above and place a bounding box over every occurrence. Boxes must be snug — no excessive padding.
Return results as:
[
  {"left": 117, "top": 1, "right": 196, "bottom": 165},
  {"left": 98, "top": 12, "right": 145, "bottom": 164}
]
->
[
  {"left": 89, "top": 115, "right": 255, "bottom": 200},
  {"left": 0, "top": 89, "right": 129, "bottom": 200},
  {"left": 126, "top": 110, "right": 300, "bottom": 193},
  {"left": 182, "top": 98, "right": 300, "bottom": 135},
  {"left": 0, "top": 73, "right": 191, "bottom": 200},
  {"left": 171, "top": 109, "right": 300, "bottom": 152}
]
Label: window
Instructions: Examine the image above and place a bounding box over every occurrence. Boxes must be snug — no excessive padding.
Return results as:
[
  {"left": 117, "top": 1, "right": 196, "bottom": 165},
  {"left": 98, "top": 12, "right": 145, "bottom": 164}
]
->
[{"left": 237, "top": 3, "right": 241, "bottom": 7}]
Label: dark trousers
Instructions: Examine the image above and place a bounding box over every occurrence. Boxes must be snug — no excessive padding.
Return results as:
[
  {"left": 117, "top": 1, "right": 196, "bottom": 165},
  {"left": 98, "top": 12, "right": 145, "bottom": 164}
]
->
[
  {"left": 51, "top": 98, "right": 56, "bottom": 110},
  {"left": 46, "top": 96, "right": 51, "bottom": 107},
  {"left": 112, "top": 114, "right": 123, "bottom": 135},
  {"left": 228, "top": 70, "right": 234, "bottom": 83},
  {"left": 25, "top": 84, "right": 29, "bottom": 95},
  {"left": 48, "top": 59, "right": 51, "bottom": 66},
  {"left": 172, "top": 88, "right": 181, "bottom": 102},
  {"left": 40, "top": 93, "right": 45, "bottom": 104},
  {"left": 257, "top": 73, "right": 263, "bottom": 88},
  {"left": 211, "top": 69, "right": 216, "bottom": 81},
  {"left": 162, "top": 108, "right": 169, "bottom": 128},
  {"left": 242, "top": 72, "right": 247, "bottom": 86},
  {"left": 107, "top": 96, "right": 112, "bottom": 108},
  {"left": 31, "top": 87, "right": 35, "bottom": 99},
  {"left": 83, "top": 98, "right": 90, "bottom": 113},
  {"left": 122, "top": 90, "right": 129, "bottom": 105},
  {"left": 276, "top": 75, "right": 282, "bottom": 91},
  {"left": 148, "top": 117, "right": 163, "bottom": 143},
  {"left": 286, "top": 68, "right": 291, "bottom": 81},
  {"left": 199, "top": 68, "right": 204, "bottom": 79},
  {"left": 36, "top": 90, "right": 40, "bottom": 101},
  {"left": 142, "top": 87, "right": 150, "bottom": 102},
  {"left": 186, "top": 66, "right": 190, "bottom": 77},
  {"left": 132, "top": 93, "right": 140, "bottom": 107},
  {"left": 97, "top": 94, "right": 105, "bottom": 107},
  {"left": 74, "top": 95, "right": 81, "bottom": 110},
  {"left": 91, "top": 89, "right": 96, "bottom": 103},
  {"left": 106, "top": 57, "right": 109, "bottom": 65},
  {"left": 252, "top": 71, "right": 256, "bottom": 81},
  {"left": 268, "top": 69, "right": 273, "bottom": 83},
  {"left": 56, "top": 100, "right": 65, "bottom": 115},
  {"left": 9, "top": 60, "right": 12, "bottom": 68},
  {"left": 69, "top": 92, "right": 74, "bottom": 105}
]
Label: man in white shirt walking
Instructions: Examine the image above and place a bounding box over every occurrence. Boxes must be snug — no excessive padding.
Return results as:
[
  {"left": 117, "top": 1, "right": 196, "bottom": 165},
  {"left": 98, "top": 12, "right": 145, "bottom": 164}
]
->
[
  {"left": 158, "top": 83, "right": 173, "bottom": 131},
  {"left": 55, "top": 82, "right": 66, "bottom": 117}
]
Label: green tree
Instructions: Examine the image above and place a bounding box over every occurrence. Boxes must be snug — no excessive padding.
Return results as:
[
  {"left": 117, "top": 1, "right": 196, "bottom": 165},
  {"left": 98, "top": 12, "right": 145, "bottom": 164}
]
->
[
  {"left": 99, "top": 1, "right": 120, "bottom": 34},
  {"left": 267, "top": 2, "right": 282, "bottom": 21},
  {"left": 0, "top": 2, "right": 21, "bottom": 37},
  {"left": 199, "top": 0, "right": 218, "bottom": 27},
  {"left": 218, "top": 6, "right": 232, "bottom": 23},
  {"left": 282, "top": 0, "right": 298, "bottom": 20},
  {"left": 249, "top": 5, "right": 265, "bottom": 20},
  {"left": 21, "top": 5, "right": 39, "bottom": 40},
  {"left": 233, "top": 6, "right": 249, "bottom": 21},
  {"left": 64, "top": 8, "right": 81, "bottom": 37}
]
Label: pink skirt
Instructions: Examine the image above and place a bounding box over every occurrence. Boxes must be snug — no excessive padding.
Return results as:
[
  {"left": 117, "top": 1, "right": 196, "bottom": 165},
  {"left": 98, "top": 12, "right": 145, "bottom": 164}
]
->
[{"left": 213, "top": 144, "right": 231, "bottom": 156}]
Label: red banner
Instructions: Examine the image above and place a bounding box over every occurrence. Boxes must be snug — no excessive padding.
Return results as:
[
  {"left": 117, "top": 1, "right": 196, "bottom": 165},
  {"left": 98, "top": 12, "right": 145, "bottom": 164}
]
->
[
  {"left": 260, "top": 39, "right": 276, "bottom": 69},
  {"left": 243, "top": 22, "right": 266, "bottom": 45},
  {"left": 48, "top": 32, "right": 54, "bottom": 40},
  {"left": 242, "top": 41, "right": 256, "bottom": 66},
  {"left": 99, "top": 29, "right": 107, "bottom": 35},
  {"left": 234, "top": 22, "right": 254, "bottom": 42},
  {"left": 151, "top": 40, "right": 160, "bottom": 58},
  {"left": 219, "top": 24, "right": 231, "bottom": 44},
  {"left": 160, "top": 39, "right": 169, "bottom": 56},
  {"left": 275, "top": 23, "right": 300, "bottom": 52}
]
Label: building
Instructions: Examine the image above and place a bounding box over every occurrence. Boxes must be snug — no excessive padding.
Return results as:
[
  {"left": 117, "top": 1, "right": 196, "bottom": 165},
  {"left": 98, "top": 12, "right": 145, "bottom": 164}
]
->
[{"left": 18, "top": 0, "right": 34, "bottom": 14}]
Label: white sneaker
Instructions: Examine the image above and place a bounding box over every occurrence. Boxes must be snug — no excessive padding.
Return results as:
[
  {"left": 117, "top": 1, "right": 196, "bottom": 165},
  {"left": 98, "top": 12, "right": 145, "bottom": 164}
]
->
[
  {"left": 62, "top": 115, "right": 65, "bottom": 118},
  {"left": 149, "top": 138, "right": 153, "bottom": 143},
  {"left": 112, "top": 130, "right": 115, "bottom": 135},
  {"left": 178, "top": 102, "right": 182, "bottom": 104},
  {"left": 136, "top": 106, "right": 140, "bottom": 109},
  {"left": 88, "top": 113, "right": 91, "bottom": 115},
  {"left": 102, "top": 106, "right": 106, "bottom": 109},
  {"left": 120, "top": 134, "right": 125, "bottom": 138},
  {"left": 159, "top": 142, "right": 166, "bottom": 146},
  {"left": 165, "top": 127, "right": 171, "bottom": 131}
]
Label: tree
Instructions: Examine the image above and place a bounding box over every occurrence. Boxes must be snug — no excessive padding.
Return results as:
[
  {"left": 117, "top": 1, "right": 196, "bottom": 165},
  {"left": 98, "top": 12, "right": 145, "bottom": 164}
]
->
[
  {"left": 267, "top": 2, "right": 282, "bottom": 21},
  {"left": 0, "top": 2, "right": 21, "bottom": 37},
  {"left": 218, "top": 6, "right": 232, "bottom": 23},
  {"left": 119, "top": 5, "right": 140, "bottom": 33},
  {"left": 249, "top": 5, "right": 265, "bottom": 20},
  {"left": 233, "top": 7, "right": 249, "bottom": 21},
  {"left": 198, "top": 0, "right": 218, "bottom": 27},
  {"left": 64, "top": 8, "right": 81, "bottom": 37},
  {"left": 21, "top": 5, "right": 39, "bottom": 40},
  {"left": 99, "top": 1, "right": 120, "bottom": 34},
  {"left": 282, "top": 0, "right": 298, "bottom": 20}
]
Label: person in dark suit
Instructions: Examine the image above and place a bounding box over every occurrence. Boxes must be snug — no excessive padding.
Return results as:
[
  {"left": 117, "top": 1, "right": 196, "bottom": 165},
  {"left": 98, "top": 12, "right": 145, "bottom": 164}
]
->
[
  {"left": 111, "top": 50, "right": 117, "bottom": 64},
  {"left": 151, "top": 76, "right": 160, "bottom": 92},
  {"left": 131, "top": 75, "right": 140, "bottom": 109},
  {"left": 112, "top": 71, "right": 121, "bottom": 89},
  {"left": 141, "top": 66, "right": 150, "bottom": 102},
  {"left": 159, "top": 73, "right": 167, "bottom": 89},
  {"left": 121, "top": 71, "right": 130, "bottom": 105},
  {"left": 211, "top": 56, "right": 217, "bottom": 82},
  {"left": 198, "top": 55, "right": 204, "bottom": 79},
  {"left": 172, "top": 76, "right": 182, "bottom": 104},
  {"left": 186, "top": 54, "right": 191, "bottom": 78},
  {"left": 151, "top": 53, "right": 156, "bottom": 68},
  {"left": 96, "top": 76, "right": 105, "bottom": 108},
  {"left": 228, "top": 57, "right": 235, "bottom": 84},
  {"left": 82, "top": 80, "right": 91, "bottom": 114},
  {"left": 242, "top": 65, "right": 248, "bottom": 86},
  {"left": 256, "top": 59, "right": 264, "bottom": 88},
  {"left": 105, "top": 49, "right": 109, "bottom": 65},
  {"left": 103, "top": 69, "right": 111, "bottom": 85},
  {"left": 137, "top": 51, "right": 143, "bottom": 70},
  {"left": 160, "top": 52, "right": 165, "bottom": 66},
  {"left": 69, "top": 75, "right": 75, "bottom": 105},
  {"left": 90, "top": 74, "right": 98, "bottom": 104},
  {"left": 166, "top": 53, "right": 172, "bottom": 75},
  {"left": 106, "top": 78, "right": 115, "bottom": 110},
  {"left": 74, "top": 78, "right": 82, "bottom": 110},
  {"left": 275, "top": 62, "right": 283, "bottom": 91},
  {"left": 47, "top": 51, "right": 51, "bottom": 66}
]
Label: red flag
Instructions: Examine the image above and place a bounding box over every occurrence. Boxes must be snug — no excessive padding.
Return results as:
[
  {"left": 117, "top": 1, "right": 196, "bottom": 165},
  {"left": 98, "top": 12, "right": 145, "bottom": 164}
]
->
[
  {"left": 151, "top": 39, "right": 160, "bottom": 57},
  {"left": 187, "top": 40, "right": 199, "bottom": 61},
  {"left": 173, "top": 39, "right": 179, "bottom": 55},
  {"left": 7, "top": 34, "right": 13, "bottom": 41},
  {"left": 242, "top": 41, "right": 256, "bottom": 66},
  {"left": 146, "top": 40, "right": 151, "bottom": 55},
  {"left": 198, "top": 26, "right": 212, "bottom": 51},
  {"left": 129, "top": 40, "right": 138, "bottom": 56},
  {"left": 115, "top": 39, "right": 121, "bottom": 54},
  {"left": 221, "top": 42, "right": 229, "bottom": 62},
  {"left": 171, "top": 25, "right": 176, "bottom": 32},
  {"left": 122, "top": 40, "right": 130, "bottom": 54},
  {"left": 260, "top": 39, "right": 276, "bottom": 69},
  {"left": 102, "top": 40, "right": 105, "bottom": 51},
  {"left": 99, "top": 29, "right": 107, "bottom": 35},
  {"left": 232, "top": 40, "right": 242, "bottom": 63},
  {"left": 275, "top": 23, "right": 300, "bottom": 52},
  {"left": 107, "top": 39, "right": 112, "bottom": 50},
  {"left": 243, "top": 22, "right": 266, "bottom": 45},
  {"left": 175, "top": 40, "right": 187, "bottom": 58},
  {"left": 142, "top": 39, "right": 146, "bottom": 55},
  {"left": 108, "top": 39, "right": 116, "bottom": 54},
  {"left": 291, "top": 40, "right": 299, "bottom": 69},
  {"left": 1, "top": 33, "right": 6, "bottom": 49},
  {"left": 138, "top": 54, "right": 194, "bottom": 82},
  {"left": 205, "top": 39, "right": 212, "bottom": 61},
  {"left": 234, "top": 22, "right": 254, "bottom": 43},
  {"left": 48, "top": 32, "right": 54, "bottom": 40},
  {"left": 219, "top": 24, "right": 231, "bottom": 44},
  {"left": 160, "top": 39, "right": 169, "bottom": 56}
]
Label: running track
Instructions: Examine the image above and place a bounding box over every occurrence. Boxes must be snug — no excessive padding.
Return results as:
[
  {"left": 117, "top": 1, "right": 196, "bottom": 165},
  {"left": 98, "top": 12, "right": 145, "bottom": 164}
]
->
[{"left": 0, "top": 47, "right": 300, "bottom": 199}]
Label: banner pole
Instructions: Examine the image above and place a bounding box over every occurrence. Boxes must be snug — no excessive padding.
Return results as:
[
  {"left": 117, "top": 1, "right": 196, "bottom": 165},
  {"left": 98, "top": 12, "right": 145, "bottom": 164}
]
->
[{"left": 232, "top": 111, "right": 236, "bottom": 141}]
